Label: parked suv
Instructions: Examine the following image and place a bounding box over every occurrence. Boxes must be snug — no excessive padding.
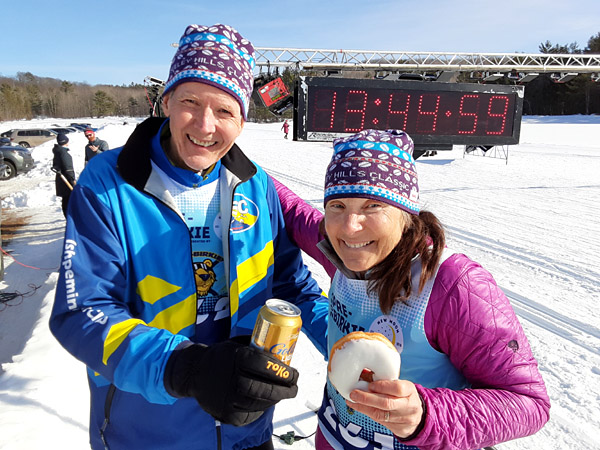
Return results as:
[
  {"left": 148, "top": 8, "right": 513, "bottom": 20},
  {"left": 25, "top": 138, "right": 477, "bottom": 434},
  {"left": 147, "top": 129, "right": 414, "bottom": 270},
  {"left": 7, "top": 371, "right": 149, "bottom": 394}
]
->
[
  {"left": 0, "top": 128, "right": 57, "bottom": 148},
  {"left": 0, "top": 137, "right": 35, "bottom": 179}
]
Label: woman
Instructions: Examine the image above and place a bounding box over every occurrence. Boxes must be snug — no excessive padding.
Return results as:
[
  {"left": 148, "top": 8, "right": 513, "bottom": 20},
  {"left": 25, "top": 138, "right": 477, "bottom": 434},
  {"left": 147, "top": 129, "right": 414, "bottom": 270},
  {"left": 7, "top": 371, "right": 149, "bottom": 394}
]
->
[
  {"left": 51, "top": 133, "right": 76, "bottom": 217},
  {"left": 274, "top": 129, "right": 550, "bottom": 450}
]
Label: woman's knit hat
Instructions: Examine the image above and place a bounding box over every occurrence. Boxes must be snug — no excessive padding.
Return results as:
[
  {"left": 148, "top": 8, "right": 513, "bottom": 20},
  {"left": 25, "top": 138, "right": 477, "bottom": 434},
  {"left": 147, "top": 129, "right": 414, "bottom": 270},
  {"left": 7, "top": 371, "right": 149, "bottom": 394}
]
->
[
  {"left": 163, "top": 24, "right": 255, "bottom": 119},
  {"left": 324, "top": 129, "right": 420, "bottom": 215}
]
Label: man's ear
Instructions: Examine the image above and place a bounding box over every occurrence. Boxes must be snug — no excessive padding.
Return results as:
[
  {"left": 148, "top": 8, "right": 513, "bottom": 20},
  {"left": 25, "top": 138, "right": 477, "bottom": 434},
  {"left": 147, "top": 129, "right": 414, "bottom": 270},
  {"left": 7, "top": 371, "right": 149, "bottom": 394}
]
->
[{"left": 161, "top": 93, "right": 171, "bottom": 117}]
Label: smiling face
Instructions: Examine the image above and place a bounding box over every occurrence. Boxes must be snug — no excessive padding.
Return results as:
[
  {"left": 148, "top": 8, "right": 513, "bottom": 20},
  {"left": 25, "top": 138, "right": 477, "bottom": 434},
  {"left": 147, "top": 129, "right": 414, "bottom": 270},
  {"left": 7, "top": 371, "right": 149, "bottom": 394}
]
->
[
  {"left": 324, "top": 197, "right": 409, "bottom": 273},
  {"left": 161, "top": 82, "right": 244, "bottom": 172}
]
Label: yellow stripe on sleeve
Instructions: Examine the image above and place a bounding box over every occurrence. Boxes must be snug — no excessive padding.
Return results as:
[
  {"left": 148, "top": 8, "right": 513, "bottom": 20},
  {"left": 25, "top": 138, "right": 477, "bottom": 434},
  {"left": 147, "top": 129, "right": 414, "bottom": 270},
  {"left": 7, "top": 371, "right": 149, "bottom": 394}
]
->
[
  {"left": 137, "top": 275, "right": 181, "bottom": 305},
  {"left": 101, "top": 293, "right": 196, "bottom": 365},
  {"left": 103, "top": 318, "right": 146, "bottom": 365},
  {"left": 148, "top": 293, "right": 196, "bottom": 334}
]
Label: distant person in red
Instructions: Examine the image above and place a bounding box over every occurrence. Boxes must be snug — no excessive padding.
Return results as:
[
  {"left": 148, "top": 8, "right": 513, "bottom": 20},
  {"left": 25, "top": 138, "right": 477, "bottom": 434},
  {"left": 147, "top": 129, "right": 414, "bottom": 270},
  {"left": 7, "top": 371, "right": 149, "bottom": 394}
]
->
[
  {"left": 281, "top": 119, "right": 290, "bottom": 139},
  {"left": 84, "top": 128, "right": 109, "bottom": 165}
]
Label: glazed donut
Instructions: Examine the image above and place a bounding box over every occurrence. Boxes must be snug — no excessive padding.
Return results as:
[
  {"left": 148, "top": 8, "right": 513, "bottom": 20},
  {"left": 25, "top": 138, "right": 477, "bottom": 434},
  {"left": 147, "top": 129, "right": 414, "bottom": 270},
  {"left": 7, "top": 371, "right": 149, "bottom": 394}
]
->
[{"left": 328, "top": 331, "right": 401, "bottom": 401}]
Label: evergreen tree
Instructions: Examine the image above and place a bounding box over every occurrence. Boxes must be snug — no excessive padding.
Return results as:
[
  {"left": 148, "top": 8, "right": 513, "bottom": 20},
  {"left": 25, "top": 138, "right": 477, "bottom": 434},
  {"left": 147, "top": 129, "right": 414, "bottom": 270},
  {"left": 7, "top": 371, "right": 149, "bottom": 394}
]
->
[
  {"left": 92, "top": 90, "right": 116, "bottom": 117},
  {"left": 61, "top": 81, "right": 74, "bottom": 93},
  {"left": 538, "top": 40, "right": 581, "bottom": 54},
  {"left": 586, "top": 32, "right": 600, "bottom": 53},
  {"left": 128, "top": 97, "right": 139, "bottom": 116}
]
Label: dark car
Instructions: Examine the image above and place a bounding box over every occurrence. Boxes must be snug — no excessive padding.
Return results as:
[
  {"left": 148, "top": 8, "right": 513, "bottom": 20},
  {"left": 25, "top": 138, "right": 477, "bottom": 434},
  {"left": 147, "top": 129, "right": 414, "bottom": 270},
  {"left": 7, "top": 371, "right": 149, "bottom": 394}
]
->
[
  {"left": 0, "top": 150, "right": 6, "bottom": 178},
  {"left": 0, "top": 137, "right": 35, "bottom": 179},
  {"left": 70, "top": 123, "right": 97, "bottom": 132},
  {"left": 48, "top": 127, "right": 79, "bottom": 134}
]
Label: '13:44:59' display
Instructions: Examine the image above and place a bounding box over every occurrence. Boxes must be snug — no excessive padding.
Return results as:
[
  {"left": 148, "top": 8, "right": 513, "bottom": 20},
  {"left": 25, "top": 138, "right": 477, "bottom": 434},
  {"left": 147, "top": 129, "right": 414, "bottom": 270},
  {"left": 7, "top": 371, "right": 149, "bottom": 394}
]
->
[{"left": 294, "top": 77, "right": 524, "bottom": 146}]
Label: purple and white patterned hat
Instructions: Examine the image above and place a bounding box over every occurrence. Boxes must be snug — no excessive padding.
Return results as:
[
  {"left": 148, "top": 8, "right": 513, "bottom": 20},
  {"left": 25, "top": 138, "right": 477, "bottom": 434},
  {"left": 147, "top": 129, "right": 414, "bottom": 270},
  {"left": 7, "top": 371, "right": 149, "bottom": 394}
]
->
[
  {"left": 163, "top": 24, "right": 255, "bottom": 119},
  {"left": 324, "top": 129, "right": 419, "bottom": 215}
]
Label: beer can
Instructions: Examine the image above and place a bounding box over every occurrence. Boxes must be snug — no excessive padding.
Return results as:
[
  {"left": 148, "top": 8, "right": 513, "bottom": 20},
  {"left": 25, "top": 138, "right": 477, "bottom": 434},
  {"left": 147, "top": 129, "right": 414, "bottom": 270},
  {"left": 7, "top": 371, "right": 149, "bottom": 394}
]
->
[{"left": 251, "top": 299, "right": 302, "bottom": 365}]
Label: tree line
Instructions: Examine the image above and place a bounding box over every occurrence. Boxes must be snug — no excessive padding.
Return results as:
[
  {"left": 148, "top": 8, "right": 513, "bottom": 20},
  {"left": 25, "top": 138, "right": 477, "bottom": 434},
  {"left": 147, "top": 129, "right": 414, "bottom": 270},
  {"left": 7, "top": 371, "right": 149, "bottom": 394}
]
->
[
  {"left": 1, "top": 32, "right": 599, "bottom": 123},
  {"left": 0, "top": 72, "right": 151, "bottom": 121},
  {"left": 519, "top": 32, "right": 600, "bottom": 115}
]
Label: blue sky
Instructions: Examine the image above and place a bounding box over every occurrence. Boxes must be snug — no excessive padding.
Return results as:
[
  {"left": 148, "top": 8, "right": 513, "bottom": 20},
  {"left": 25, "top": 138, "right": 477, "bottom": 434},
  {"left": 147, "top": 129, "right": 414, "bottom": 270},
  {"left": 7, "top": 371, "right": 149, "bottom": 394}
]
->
[{"left": 2, "top": 0, "right": 599, "bottom": 86}]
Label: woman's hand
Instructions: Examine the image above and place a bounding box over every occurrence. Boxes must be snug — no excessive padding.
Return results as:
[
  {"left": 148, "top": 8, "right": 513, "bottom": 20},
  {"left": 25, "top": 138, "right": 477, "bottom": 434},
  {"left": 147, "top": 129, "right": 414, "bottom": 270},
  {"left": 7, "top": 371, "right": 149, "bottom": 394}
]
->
[{"left": 347, "top": 379, "right": 424, "bottom": 438}]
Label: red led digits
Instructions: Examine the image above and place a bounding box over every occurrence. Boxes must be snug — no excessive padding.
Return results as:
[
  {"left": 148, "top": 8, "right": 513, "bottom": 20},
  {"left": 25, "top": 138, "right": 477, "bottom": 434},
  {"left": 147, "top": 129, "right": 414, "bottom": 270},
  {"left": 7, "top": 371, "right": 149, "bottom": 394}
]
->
[
  {"left": 387, "top": 93, "right": 411, "bottom": 130},
  {"left": 416, "top": 94, "right": 440, "bottom": 133},
  {"left": 344, "top": 90, "right": 368, "bottom": 132},
  {"left": 305, "top": 81, "right": 518, "bottom": 141},
  {"left": 486, "top": 96, "right": 509, "bottom": 135},
  {"left": 457, "top": 94, "right": 480, "bottom": 134},
  {"left": 312, "top": 89, "right": 337, "bottom": 130}
]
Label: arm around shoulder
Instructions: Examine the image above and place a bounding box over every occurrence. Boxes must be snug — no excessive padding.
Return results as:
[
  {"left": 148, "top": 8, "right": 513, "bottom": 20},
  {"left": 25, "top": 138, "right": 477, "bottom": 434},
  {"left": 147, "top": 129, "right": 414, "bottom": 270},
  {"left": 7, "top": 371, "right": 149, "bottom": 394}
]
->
[{"left": 271, "top": 175, "right": 335, "bottom": 278}]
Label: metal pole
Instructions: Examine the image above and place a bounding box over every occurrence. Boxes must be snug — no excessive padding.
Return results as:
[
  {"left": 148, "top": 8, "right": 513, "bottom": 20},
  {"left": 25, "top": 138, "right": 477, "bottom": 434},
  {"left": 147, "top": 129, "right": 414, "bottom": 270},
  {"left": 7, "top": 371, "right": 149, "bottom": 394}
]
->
[{"left": 51, "top": 168, "right": 74, "bottom": 191}]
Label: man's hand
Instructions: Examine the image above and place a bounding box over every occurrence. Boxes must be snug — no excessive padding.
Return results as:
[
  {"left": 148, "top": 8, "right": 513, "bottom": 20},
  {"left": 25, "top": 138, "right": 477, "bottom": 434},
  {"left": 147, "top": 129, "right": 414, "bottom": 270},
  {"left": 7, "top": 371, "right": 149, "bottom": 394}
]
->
[
  {"left": 164, "top": 337, "right": 299, "bottom": 427},
  {"left": 89, "top": 145, "right": 98, "bottom": 152}
]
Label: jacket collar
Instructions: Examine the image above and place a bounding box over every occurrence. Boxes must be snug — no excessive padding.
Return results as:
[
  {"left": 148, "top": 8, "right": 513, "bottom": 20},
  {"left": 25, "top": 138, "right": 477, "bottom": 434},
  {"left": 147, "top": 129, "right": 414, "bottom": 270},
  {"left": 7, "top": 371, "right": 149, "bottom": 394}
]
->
[{"left": 117, "top": 117, "right": 257, "bottom": 191}]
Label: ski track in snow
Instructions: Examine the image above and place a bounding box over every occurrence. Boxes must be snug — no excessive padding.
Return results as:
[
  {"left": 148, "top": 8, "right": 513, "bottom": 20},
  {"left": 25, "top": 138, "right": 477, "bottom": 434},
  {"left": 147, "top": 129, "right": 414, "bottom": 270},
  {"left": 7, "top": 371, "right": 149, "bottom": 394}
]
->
[
  {"left": 444, "top": 224, "right": 599, "bottom": 288},
  {"left": 266, "top": 167, "right": 325, "bottom": 206},
  {"left": 506, "top": 288, "right": 600, "bottom": 353}
]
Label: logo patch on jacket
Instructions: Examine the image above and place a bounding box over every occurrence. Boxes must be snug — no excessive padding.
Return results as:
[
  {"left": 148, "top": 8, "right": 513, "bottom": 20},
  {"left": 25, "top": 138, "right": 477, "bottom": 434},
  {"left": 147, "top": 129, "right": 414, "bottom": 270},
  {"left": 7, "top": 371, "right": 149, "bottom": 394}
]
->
[
  {"left": 231, "top": 193, "right": 259, "bottom": 233},
  {"left": 370, "top": 315, "right": 404, "bottom": 353},
  {"left": 193, "top": 259, "right": 218, "bottom": 297}
]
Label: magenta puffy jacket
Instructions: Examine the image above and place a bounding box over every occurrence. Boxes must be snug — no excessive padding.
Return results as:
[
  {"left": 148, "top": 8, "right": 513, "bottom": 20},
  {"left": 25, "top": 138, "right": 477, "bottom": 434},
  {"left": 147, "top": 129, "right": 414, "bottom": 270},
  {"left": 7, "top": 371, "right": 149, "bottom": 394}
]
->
[{"left": 274, "top": 178, "right": 550, "bottom": 450}]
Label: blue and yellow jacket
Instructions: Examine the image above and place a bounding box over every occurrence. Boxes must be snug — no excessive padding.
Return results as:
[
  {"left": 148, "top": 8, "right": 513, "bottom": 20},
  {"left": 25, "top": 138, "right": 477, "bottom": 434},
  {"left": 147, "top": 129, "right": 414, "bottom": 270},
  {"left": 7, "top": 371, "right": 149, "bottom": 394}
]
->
[{"left": 49, "top": 118, "right": 328, "bottom": 450}]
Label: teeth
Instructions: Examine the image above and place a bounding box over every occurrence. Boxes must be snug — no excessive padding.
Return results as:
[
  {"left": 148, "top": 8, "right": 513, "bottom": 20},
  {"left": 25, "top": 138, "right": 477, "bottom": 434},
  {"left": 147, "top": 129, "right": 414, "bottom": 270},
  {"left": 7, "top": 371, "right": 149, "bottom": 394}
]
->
[
  {"left": 345, "top": 241, "right": 372, "bottom": 249},
  {"left": 189, "top": 135, "right": 215, "bottom": 147}
]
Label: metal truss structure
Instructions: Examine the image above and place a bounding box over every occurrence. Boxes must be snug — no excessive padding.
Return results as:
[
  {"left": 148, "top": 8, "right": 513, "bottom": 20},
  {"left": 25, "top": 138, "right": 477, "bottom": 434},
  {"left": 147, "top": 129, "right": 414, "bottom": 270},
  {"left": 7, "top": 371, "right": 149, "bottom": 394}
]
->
[
  {"left": 254, "top": 47, "right": 600, "bottom": 77},
  {"left": 145, "top": 48, "right": 600, "bottom": 94}
]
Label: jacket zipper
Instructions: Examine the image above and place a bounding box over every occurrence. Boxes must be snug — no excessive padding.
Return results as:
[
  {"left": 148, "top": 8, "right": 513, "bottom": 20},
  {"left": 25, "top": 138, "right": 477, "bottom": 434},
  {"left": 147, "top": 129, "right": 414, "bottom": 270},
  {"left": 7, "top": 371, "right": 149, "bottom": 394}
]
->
[
  {"left": 216, "top": 420, "right": 222, "bottom": 450},
  {"left": 99, "top": 384, "right": 117, "bottom": 450}
]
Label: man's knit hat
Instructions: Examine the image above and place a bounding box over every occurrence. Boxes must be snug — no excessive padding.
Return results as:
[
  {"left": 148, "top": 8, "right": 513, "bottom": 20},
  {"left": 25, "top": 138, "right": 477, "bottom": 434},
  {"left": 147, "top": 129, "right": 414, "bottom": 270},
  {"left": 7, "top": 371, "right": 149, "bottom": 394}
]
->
[
  {"left": 57, "top": 133, "right": 69, "bottom": 145},
  {"left": 324, "top": 129, "right": 420, "bottom": 215},
  {"left": 163, "top": 24, "right": 255, "bottom": 119}
]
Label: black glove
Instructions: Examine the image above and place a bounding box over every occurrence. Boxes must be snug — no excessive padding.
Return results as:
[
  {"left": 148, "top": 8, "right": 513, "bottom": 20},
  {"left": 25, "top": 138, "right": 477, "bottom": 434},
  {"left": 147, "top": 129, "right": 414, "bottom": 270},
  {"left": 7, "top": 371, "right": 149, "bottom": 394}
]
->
[{"left": 164, "top": 336, "right": 299, "bottom": 427}]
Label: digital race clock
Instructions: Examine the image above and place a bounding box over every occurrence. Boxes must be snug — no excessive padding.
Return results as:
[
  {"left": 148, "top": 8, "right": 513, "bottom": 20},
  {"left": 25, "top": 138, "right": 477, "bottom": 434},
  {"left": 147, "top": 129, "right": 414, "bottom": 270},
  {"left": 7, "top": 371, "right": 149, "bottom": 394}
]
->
[{"left": 293, "top": 77, "right": 524, "bottom": 150}]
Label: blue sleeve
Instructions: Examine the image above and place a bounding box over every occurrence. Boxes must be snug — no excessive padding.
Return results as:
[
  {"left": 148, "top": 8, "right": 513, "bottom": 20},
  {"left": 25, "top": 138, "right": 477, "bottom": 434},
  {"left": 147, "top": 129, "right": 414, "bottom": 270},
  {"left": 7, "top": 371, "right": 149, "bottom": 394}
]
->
[
  {"left": 266, "top": 176, "right": 329, "bottom": 358},
  {"left": 49, "top": 183, "right": 188, "bottom": 404}
]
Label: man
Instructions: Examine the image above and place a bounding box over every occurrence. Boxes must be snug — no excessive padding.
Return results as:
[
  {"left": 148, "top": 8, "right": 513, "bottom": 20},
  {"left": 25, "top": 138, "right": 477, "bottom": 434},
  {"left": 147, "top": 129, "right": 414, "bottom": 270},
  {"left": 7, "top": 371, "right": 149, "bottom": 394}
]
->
[
  {"left": 84, "top": 128, "right": 109, "bottom": 164},
  {"left": 51, "top": 133, "right": 76, "bottom": 217},
  {"left": 49, "top": 24, "right": 328, "bottom": 450}
]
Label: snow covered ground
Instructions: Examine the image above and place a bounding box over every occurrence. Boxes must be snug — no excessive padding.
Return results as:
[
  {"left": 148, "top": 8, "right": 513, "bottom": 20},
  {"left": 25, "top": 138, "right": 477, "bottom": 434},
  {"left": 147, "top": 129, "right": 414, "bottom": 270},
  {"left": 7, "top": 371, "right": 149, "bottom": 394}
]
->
[{"left": 1, "top": 115, "right": 599, "bottom": 449}]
